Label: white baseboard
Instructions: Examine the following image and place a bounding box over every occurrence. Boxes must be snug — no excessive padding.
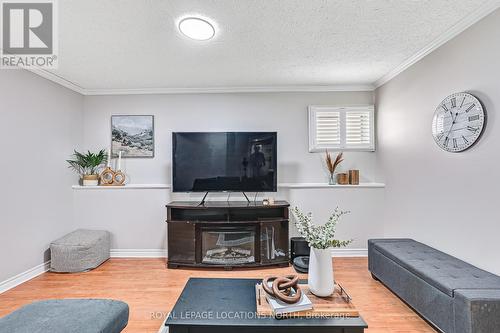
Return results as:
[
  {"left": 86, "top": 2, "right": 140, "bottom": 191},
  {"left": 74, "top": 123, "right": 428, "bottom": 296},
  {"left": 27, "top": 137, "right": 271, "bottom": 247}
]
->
[
  {"left": 331, "top": 248, "right": 368, "bottom": 257},
  {"left": 110, "top": 249, "right": 167, "bottom": 258},
  {"left": 0, "top": 260, "right": 51, "bottom": 294},
  {"left": 109, "top": 248, "right": 367, "bottom": 258},
  {"left": 0, "top": 249, "right": 366, "bottom": 294}
]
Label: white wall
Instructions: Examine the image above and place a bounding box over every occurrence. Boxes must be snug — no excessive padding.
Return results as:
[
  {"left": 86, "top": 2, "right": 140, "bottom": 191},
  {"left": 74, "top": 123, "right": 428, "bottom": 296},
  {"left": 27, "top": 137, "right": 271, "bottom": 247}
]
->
[
  {"left": 75, "top": 91, "right": 384, "bottom": 251},
  {"left": 82, "top": 92, "right": 376, "bottom": 184},
  {"left": 3, "top": 7, "right": 500, "bottom": 290},
  {"left": 376, "top": 9, "right": 500, "bottom": 275},
  {"left": 0, "top": 70, "right": 83, "bottom": 282}
]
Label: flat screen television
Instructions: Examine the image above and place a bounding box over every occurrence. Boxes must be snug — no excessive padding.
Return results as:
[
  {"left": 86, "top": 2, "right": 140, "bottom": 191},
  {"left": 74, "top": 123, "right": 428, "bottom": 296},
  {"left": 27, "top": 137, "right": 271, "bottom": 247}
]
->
[{"left": 172, "top": 132, "right": 277, "bottom": 192}]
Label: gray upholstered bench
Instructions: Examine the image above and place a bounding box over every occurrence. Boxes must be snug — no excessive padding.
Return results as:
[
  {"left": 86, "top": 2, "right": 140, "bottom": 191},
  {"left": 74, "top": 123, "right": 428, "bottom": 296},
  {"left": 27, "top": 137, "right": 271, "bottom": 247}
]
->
[
  {"left": 50, "top": 229, "right": 110, "bottom": 273},
  {"left": 369, "top": 239, "right": 500, "bottom": 333},
  {"left": 0, "top": 299, "right": 129, "bottom": 333}
]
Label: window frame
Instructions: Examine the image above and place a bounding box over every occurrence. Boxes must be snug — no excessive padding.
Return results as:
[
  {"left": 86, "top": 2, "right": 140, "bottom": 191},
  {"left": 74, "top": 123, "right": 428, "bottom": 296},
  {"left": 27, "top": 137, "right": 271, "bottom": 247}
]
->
[{"left": 308, "top": 105, "right": 375, "bottom": 152}]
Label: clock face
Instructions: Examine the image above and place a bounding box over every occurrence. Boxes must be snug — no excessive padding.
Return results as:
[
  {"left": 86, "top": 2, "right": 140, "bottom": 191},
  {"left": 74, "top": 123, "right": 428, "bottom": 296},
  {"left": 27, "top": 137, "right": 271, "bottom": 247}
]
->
[{"left": 432, "top": 93, "right": 486, "bottom": 152}]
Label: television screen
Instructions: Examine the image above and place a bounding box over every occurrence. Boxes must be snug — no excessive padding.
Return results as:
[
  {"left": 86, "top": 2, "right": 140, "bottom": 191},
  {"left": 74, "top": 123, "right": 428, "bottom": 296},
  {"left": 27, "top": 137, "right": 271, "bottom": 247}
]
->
[{"left": 172, "top": 132, "right": 277, "bottom": 192}]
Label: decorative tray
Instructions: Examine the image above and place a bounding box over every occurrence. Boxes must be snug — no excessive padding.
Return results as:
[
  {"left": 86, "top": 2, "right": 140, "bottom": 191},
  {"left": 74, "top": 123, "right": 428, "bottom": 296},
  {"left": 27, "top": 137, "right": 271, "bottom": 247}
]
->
[{"left": 255, "top": 283, "right": 359, "bottom": 318}]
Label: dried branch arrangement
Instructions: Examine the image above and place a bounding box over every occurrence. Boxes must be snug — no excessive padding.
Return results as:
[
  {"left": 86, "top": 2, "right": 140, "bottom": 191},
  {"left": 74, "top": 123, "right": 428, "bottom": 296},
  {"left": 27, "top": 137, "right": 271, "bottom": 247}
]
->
[{"left": 325, "top": 150, "right": 343, "bottom": 177}]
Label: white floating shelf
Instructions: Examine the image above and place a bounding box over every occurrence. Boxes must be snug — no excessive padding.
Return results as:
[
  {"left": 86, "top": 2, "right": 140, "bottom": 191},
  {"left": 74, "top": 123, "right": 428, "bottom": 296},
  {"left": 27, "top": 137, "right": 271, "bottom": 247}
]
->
[
  {"left": 72, "top": 184, "right": 171, "bottom": 190},
  {"left": 278, "top": 182, "right": 385, "bottom": 189},
  {"left": 72, "top": 183, "right": 384, "bottom": 190}
]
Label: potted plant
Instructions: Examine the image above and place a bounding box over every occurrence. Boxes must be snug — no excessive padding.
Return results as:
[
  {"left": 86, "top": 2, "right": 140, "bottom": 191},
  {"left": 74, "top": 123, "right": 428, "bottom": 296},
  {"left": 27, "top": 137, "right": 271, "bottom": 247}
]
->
[
  {"left": 292, "top": 207, "right": 352, "bottom": 297},
  {"left": 67, "top": 149, "right": 108, "bottom": 186},
  {"left": 325, "top": 150, "right": 343, "bottom": 185}
]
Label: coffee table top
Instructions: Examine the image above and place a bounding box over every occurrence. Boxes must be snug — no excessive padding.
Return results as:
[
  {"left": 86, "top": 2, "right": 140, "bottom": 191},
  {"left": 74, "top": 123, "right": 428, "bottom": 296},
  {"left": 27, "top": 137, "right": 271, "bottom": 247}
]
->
[{"left": 165, "top": 278, "right": 367, "bottom": 329}]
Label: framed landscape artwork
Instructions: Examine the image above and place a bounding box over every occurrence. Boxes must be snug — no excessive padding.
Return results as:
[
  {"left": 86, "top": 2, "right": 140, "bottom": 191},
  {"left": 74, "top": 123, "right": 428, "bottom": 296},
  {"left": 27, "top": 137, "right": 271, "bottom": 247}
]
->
[{"left": 111, "top": 115, "right": 154, "bottom": 158}]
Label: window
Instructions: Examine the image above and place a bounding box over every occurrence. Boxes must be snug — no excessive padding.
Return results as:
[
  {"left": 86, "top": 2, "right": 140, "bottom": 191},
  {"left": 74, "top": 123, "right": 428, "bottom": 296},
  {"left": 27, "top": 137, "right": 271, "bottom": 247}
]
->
[{"left": 308, "top": 105, "right": 375, "bottom": 152}]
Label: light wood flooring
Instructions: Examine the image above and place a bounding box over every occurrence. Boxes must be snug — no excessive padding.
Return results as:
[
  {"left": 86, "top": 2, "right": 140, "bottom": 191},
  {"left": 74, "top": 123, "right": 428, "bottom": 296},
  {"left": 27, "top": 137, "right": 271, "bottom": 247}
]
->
[{"left": 0, "top": 258, "right": 437, "bottom": 333}]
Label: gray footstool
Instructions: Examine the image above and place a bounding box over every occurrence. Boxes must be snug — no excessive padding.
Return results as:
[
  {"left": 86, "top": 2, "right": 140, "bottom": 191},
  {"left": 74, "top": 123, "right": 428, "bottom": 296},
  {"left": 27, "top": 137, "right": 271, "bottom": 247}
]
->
[
  {"left": 50, "top": 229, "right": 110, "bottom": 273},
  {"left": 0, "top": 299, "right": 129, "bottom": 333}
]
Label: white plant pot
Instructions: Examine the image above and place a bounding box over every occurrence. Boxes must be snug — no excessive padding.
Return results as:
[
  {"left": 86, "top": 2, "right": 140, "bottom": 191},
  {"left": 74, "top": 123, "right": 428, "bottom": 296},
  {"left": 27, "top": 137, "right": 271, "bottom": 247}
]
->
[{"left": 308, "top": 247, "right": 334, "bottom": 297}]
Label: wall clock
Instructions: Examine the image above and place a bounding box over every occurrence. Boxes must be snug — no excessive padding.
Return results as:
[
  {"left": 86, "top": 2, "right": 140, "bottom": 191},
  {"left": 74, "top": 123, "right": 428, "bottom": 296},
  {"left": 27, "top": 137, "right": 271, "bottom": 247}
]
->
[{"left": 432, "top": 92, "right": 486, "bottom": 152}]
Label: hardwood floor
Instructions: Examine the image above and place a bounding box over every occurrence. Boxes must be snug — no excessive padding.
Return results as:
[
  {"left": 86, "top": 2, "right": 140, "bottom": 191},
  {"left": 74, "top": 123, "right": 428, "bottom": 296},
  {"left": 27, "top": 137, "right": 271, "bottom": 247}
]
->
[{"left": 0, "top": 258, "right": 437, "bottom": 333}]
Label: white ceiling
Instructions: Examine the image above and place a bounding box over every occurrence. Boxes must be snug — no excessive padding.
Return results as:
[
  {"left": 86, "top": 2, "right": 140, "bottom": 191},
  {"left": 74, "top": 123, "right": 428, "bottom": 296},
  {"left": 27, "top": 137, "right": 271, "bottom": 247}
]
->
[{"left": 48, "top": 0, "right": 496, "bottom": 92}]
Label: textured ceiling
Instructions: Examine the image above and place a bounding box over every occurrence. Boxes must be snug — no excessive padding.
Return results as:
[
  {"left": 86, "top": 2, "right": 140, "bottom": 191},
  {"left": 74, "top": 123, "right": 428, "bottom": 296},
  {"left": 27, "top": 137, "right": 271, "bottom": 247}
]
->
[{"left": 51, "top": 0, "right": 491, "bottom": 90}]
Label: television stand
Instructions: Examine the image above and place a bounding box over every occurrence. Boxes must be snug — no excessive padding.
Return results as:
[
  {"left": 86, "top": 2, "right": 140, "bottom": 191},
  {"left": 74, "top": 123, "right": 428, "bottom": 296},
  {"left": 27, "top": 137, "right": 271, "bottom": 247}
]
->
[
  {"left": 197, "top": 191, "right": 251, "bottom": 206},
  {"left": 166, "top": 201, "right": 290, "bottom": 269},
  {"left": 197, "top": 192, "right": 210, "bottom": 206}
]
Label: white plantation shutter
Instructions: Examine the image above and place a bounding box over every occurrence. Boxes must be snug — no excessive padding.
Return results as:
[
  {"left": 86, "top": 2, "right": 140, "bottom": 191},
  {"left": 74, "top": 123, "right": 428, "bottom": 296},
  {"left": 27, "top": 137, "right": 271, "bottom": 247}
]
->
[
  {"left": 309, "top": 106, "right": 375, "bottom": 152},
  {"left": 346, "top": 110, "right": 372, "bottom": 147},
  {"left": 315, "top": 110, "right": 341, "bottom": 147}
]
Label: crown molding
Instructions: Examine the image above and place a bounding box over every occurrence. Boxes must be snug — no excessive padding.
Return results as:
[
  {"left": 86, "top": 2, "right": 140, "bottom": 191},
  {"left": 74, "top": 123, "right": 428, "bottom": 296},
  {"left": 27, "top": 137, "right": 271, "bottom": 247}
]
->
[
  {"left": 21, "top": 0, "right": 499, "bottom": 95},
  {"left": 23, "top": 70, "right": 375, "bottom": 95},
  {"left": 374, "top": 0, "right": 500, "bottom": 88},
  {"left": 27, "top": 68, "right": 86, "bottom": 94},
  {"left": 82, "top": 84, "right": 375, "bottom": 95}
]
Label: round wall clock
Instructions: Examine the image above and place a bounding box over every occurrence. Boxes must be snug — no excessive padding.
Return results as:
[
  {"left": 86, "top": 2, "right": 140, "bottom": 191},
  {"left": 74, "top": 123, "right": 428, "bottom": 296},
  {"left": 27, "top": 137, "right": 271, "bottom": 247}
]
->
[{"left": 432, "top": 92, "right": 486, "bottom": 152}]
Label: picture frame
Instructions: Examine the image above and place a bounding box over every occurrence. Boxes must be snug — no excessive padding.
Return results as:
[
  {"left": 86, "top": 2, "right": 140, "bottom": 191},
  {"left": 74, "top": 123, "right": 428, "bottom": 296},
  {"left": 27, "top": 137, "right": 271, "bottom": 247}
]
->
[{"left": 111, "top": 115, "right": 154, "bottom": 158}]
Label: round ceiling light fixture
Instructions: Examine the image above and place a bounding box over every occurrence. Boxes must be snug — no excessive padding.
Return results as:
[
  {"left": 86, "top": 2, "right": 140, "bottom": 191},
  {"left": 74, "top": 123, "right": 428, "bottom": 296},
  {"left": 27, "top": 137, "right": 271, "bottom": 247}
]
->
[{"left": 178, "top": 17, "right": 215, "bottom": 41}]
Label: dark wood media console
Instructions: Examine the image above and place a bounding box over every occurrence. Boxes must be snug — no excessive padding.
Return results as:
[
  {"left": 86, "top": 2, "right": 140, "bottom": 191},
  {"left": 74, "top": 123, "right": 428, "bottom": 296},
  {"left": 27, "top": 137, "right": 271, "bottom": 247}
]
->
[{"left": 166, "top": 201, "right": 290, "bottom": 269}]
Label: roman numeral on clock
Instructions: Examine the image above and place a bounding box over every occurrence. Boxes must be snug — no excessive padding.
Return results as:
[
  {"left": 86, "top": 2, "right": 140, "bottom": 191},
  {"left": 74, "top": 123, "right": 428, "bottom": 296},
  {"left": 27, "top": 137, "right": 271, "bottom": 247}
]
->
[
  {"left": 451, "top": 97, "right": 456, "bottom": 108},
  {"left": 467, "top": 126, "right": 479, "bottom": 133},
  {"left": 434, "top": 94, "right": 484, "bottom": 152},
  {"left": 465, "top": 104, "right": 475, "bottom": 113}
]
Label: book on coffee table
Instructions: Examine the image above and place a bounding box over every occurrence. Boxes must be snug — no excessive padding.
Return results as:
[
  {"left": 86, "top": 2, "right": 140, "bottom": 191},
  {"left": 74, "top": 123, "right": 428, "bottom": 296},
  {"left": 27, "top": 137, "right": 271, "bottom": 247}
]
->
[{"left": 263, "top": 285, "right": 313, "bottom": 315}]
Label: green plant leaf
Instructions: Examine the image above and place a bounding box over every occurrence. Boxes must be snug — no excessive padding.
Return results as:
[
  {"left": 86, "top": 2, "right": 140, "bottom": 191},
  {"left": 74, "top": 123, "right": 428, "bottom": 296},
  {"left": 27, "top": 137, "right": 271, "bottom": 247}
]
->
[
  {"left": 67, "top": 149, "right": 108, "bottom": 177},
  {"left": 291, "top": 206, "right": 352, "bottom": 250}
]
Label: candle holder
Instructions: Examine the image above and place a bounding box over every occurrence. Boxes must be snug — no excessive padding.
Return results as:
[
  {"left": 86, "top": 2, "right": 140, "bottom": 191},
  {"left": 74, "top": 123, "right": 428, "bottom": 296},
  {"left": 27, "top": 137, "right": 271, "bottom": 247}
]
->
[
  {"left": 348, "top": 170, "right": 360, "bottom": 185},
  {"left": 99, "top": 150, "right": 126, "bottom": 186},
  {"left": 100, "top": 167, "right": 115, "bottom": 185},
  {"left": 113, "top": 170, "right": 126, "bottom": 185},
  {"left": 337, "top": 173, "right": 349, "bottom": 185},
  {"left": 99, "top": 167, "right": 126, "bottom": 186}
]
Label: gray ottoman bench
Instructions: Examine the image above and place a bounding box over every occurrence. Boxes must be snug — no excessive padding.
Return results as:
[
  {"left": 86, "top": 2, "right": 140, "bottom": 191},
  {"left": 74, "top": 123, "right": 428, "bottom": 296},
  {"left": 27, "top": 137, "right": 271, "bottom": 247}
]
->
[
  {"left": 50, "top": 229, "right": 110, "bottom": 273},
  {"left": 0, "top": 299, "right": 129, "bottom": 333},
  {"left": 369, "top": 239, "right": 500, "bottom": 333}
]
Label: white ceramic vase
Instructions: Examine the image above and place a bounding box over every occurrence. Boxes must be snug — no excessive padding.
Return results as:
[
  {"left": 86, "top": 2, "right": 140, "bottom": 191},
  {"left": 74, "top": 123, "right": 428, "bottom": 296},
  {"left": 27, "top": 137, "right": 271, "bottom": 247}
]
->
[{"left": 308, "top": 247, "right": 334, "bottom": 297}]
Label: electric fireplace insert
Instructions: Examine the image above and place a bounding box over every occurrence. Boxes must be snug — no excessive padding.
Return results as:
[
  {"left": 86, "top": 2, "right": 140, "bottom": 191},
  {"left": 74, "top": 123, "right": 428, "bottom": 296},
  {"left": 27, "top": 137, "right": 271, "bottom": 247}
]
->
[{"left": 166, "top": 201, "right": 289, "bottom": 269}]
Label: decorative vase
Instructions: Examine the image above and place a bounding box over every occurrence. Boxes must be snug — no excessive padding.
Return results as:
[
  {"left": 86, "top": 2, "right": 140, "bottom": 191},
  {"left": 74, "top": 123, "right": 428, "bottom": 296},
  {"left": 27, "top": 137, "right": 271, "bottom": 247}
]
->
[
  {"left": 308, "top": 247, "right": 334, "bottom": 297},
  {"left": 337, "top": 173, "right": 349, "bottom": 185},
  {"left": 82, "top": 175, "right": 99, "bottom": 186},
  {"left": 328, "top": 174, "right": 337, "bottom": 185}
]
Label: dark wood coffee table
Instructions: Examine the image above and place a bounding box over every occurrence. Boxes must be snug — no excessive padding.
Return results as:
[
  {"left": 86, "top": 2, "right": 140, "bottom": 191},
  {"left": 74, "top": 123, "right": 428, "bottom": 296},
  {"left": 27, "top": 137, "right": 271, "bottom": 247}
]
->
[{"left": 165, "top": 278, "right": 367, "bottom": 333}]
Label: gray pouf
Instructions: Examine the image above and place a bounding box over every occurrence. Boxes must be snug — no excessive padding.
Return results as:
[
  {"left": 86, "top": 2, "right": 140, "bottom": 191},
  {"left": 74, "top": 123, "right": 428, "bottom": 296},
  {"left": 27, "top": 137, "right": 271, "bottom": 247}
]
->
[
  {"left": 0, "top": 299, "right": 129, "bottom": 333},
  {"left": 50, "top": 229, "right": 110, "bottom": 273}
]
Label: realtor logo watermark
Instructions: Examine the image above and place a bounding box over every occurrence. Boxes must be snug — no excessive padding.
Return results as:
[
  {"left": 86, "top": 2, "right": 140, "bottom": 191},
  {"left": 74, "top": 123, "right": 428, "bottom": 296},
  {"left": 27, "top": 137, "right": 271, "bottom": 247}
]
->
[{"left": 1, "top": 0, "right": 58, "bottom": 68}]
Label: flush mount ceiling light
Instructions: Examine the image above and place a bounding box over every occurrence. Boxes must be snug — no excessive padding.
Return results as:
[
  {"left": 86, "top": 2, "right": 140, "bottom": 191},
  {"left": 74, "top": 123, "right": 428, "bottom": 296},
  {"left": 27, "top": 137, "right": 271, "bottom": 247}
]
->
[{"left": 178, "top": 17, "right": 215, "bottom": 41}]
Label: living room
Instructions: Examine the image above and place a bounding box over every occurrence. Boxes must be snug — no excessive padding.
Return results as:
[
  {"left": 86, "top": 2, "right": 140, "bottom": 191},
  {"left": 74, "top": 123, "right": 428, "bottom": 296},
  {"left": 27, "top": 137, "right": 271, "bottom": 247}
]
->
[{"left": 1, "top": 1, "right": 499, "bottom": 332}]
